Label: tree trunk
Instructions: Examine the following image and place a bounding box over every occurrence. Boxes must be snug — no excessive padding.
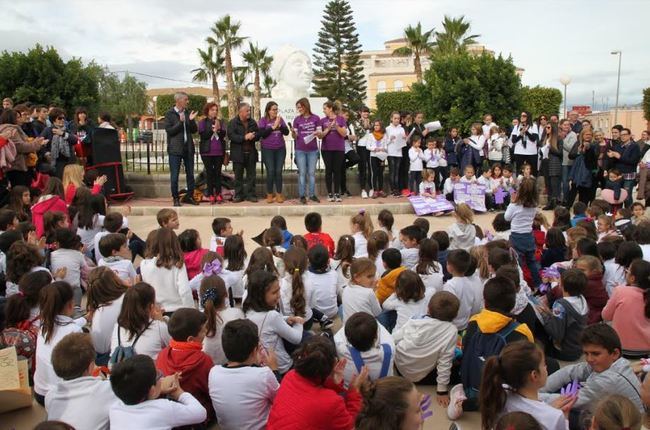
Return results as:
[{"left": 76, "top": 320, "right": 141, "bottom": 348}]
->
[
  {"left": 211, "top": 75, "right": 220, "bottom": 108},
  {"left": 253, "top": 70, "right": 261, "bottom": 121},
  {"left": 225, "top": 49, "right": 236, "bottom": 119},
  {"left": 414, "top": 53, "right": 422, "bottom": 82}
]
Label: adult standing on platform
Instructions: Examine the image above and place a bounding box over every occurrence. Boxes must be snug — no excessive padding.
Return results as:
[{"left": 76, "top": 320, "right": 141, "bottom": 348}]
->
[
  {"left": 355, "top": 106, "right": 373, "bottom": 199},
  {"left": 165, "top": 92, "right": 198, "bottom": 207},
  {"left": 227, "top": 103, "right": 260, "bottom": 203},
  {"left": 607, "top": 127, "right": 641, "bottom": 208},
  {"left": 293, "top": 98, "right": 320, "bottom": 205},
  {"left": 259, "top": 101, "right": 289, "bottom": 203},
  {"left": 510, "top": 111, "right": 539, "bottom": 176},
  {"left": 198, "top": 102, "right": 227, "bottom": 204},
  {"left": 317, "top": 101, "right": 347, "bottom": 202}
]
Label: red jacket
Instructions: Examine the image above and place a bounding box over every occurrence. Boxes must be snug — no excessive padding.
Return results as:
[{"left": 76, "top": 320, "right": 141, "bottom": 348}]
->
[
  {"left": 155, "top": 341, "right": 214, "bottom": 421},
  {"left": 304, "top": 232, "right": 335, "bottom": 257},
  {"left": 31, "top": 196, "right": 68, "bottom": 238},
  {"left": 183, "top": 248, "right": 209, "bottom": 280},
  {"left": 266, "top": 370, "right": 362, "bottom": 430},
  {"left": 584, "top": 273, "right": 608, "bottom": 325},
  {"left": 64, "top": 183, "right": 103, "bottom": 205}
]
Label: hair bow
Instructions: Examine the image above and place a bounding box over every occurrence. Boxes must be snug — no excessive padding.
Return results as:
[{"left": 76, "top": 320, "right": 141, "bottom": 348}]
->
[
  {"left": 203, "top": 260, "right": 222, "bottom": 276},
  {"left": 200, "top": 288, "right": 220, "bottom": 308},
  {"left": 358, "top": 209, "right": 366, "bottom": 215}
]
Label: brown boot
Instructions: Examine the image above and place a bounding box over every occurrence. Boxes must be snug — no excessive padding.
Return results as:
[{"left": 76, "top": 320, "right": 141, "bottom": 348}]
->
[
  {"left": 266, "top": 193, "right": 275, "bottom": 203},
  {"left": 275, "top": 193, "right": 285, "bottom": 203}
]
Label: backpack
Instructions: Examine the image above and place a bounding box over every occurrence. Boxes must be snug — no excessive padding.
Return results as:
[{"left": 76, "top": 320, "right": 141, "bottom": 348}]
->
[
  {"left": 109, "top": 323, "right": 150, "bottom": 366},
  {"left": 461, "top": 319, "right": 520, "bottom": 400},
  {"left": 348, "top": 343, "right": 392, "bottom": 379}
]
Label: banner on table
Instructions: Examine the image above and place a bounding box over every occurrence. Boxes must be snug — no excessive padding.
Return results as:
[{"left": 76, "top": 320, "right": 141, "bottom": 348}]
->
[
  {"left": 408, "top": 195, "right": 455, "bottom": 215},
  {"left": 453, "top": 183, "right": 487, "bottom": 212}
]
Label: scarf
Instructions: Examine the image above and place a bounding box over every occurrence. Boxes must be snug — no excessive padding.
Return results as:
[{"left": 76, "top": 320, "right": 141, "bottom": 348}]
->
[
  {"left": 372, "top": 131, "right": 385, "bottom": 141},
  {"left": 51, "top": 127, "right": 71, "bottom": 160},
  {"left": 169, "top": 339, "right": 203, "bottom": 351}
]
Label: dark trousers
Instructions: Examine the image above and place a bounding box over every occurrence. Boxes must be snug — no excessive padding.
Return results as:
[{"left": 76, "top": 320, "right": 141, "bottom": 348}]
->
[
  {"left": 408, "top": 171, "right": 422, "bottom": 193},
  {"left": 566, "top": 182, "right": 596, "bottom": 207},
  {"left": 169, "top": 152, "right": 195, "bottom": 199},
  {"left": 262, "top": 147, "right": 286, "bottom": 194},
  {"left": 514, "top": 154, "right": 538, "bottom": 176},
  {"left": 398, "top": 145, "right": 409, "bottom": 190},
  {"left": 370, "top": 157, "right": 385, "bottom": 191},
  {"left": 357, "top": 146, "right": 372, "bottom": 191},
  {"left": 201, "top": 154, "right": 223, "bottom": 197},
  {"left": 233, "top": 152, "right": 257, "bottom": 199},
  {"left": 549, "top": 175, "right": 561, "bottom": 201},
  {"left": 322, "top": 150, "right": 345, "bottom": 194},
  {"left": 388, "top": 156, "right": 402, "bottom": 193},
  {"left": 510, "top": 232, "right": 542, "bottom": 288},
  {"left": 341, "top": 149, "right": 359, "bottom": 194}
]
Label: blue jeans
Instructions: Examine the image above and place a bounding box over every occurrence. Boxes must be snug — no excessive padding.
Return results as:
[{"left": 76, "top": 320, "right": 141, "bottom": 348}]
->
[
  {"left": 169, "top": 152, "right": 195, "bottom": 199},
  {"left": 262, "top": 147, "right": 286, "bottom": 194},
  {"left": 561, "top": 165, "right": 571, "bottom": 203},
  {"left": 377, "top": 310, "right": 397, "bottom": 333},
  {"left": 623, "top": 179, "right": 635, "bottom": 208},
  {"left": 510, "top": 232, "right": 542, "bottom": 288},
  {"left": 295, "top": 150, "right": 318, "bottom": 197}
]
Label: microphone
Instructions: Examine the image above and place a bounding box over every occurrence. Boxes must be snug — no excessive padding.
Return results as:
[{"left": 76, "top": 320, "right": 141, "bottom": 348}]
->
[{"left": 287, "top": 121, "right": 292, "bottom": 129}]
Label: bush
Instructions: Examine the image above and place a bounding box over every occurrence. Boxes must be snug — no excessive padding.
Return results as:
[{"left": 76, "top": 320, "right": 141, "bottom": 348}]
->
[
  {"left": 521, "top": 86, "right": 562, "bottom": 120},
  {"left": 155, "top": 94, "right": 208, "bottom": 117},
  {"left": 643, "top": 87, "right": 650, "bottom": 122},
  {"left": 375, "top": 91, "right": 420, "bottom": 123},
  {"left": 412, "top": 53, "right": 522, "bottom": 134}
]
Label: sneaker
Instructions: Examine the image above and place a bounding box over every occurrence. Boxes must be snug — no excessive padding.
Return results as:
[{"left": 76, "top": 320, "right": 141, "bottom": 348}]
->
[
  {"left": 401, "top": 188, "right": 411, "bottom": 197},
  {"left": 247, "top": 195, "right": 258, "bottom": 203},
  {"left": 447, "top": 384, "right": 466, "bottom": 421},
  {"left": 309, "top": 195, "right": 320, "bottom": 203},
  {"left": 334, "top": 194, "right": 342, "bottom": 202},
  {"left": 327, "top": 193, "right": 334, "bottom": 202},
  {"left": 209, "top": 195, "right": 216, "bottom": 205},
  {"left": 319, "top": 318, "right": 334, "bottom": 330},
  {"left": 449, "top": 423, "right": 462, "bottom": 430},
  {"left": 300, "top": 196, "right": 307, "bottom": 205},
  {"left": 216, "top": 194, "right": 223, "bottom": 204},
  {"left": 368, "top": 189, "right": 374, "bottom": 198},
  {"left": 361, "top": 189, "right": 368, "bottom": 199}
]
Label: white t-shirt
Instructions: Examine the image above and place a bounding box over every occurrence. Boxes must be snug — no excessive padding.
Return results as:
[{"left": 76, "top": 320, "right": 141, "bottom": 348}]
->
[
  {"left": 45, "top": 376, "right": 117, "bottom": 430},
  {"left": 385, "top": 124, "right": 407, "bottom": 157},
  {"left": 443, "top": 276, "right": 481, "bottom": 330},
  {"left": 511, "top": 123, "right": 540, "bottom": 156},
  {"left": 382, "top": 289, "right": 434, "bottom": 332},
  {"left": 419, "top": 180, "right": 436, "bottom": 195},
  {"left": 603, "top": 258, "right": 626, "bottom": 297},
  {"left": 418, "top": 264, "right": 444, "bottom": 293},
  {"left": 99, "top": 257, "right": 137, "bottom": 284},
  {"left": 50, "top": 248, "right": 87, "bottom": 288},
  {"left": 304, "top": 270, "right": 339, "bottom": 319},
  {"left": 245, "top": 310, "right": 303, "bottom": 374},
  {"left": 279, "top": 274, "right": 314, "bottom": 322},
  {"left": 109, "top": 392, "right": 207, "bottom": 430},
  {"left": 341, "top": 284, "right": 382, "bottom": 322},
  {"left": 139, "top": 257, "right": 193, "bottom": 311},
  {"left": 34, "top": 315, "right": 84, "bottom": 396},
  {"left": 110, "top": 319, "right": 171, "bottom": 361},
  {"left": 400, "top": 247, "right": 419, "bottom": 270},
  {"left": 77, "top": 214, "right": 105, "bottom": 253},
  {"left": 91, "top": 294, "right": 124, "bottom": 354},
  {"left": 503, "top": 392, "right": 568, "bottom": 430},
  {"left": 331, "top": 259, "right": 352, "bottom": 292},
  {"left": 408, "top": 147, "right": 426, "bottom": 172},
  {"left": 94, "top": 230, "right": 110, "bottom": 262},
  {"left": 209, "top": 365, "right": 279, "bottom": 430},
  {"left": 334, "top": 324, "right": 395, "bottom": 388},
  {"left": 352, "top": 231, "right": 368, "bottom": 258},
  {"left": 504, "top": 203, "right": 537, "bottom": 234},
  {"left": 202, "top": 307, "right": 245, "bottom": 365}
]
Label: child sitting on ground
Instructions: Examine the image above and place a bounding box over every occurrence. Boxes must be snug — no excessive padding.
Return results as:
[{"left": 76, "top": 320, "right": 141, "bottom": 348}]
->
[
  {"left": 631, "top": 202, "right": 648, "bottom": 225},
  {"left": 305, "top": 244, "right": 339, "bottom": 321},
  {"left": 45, "top": 333, "right": 117, "bottom": 430},
  {"left": 375, "top": 248, "right": 406, "bottom": 306},
  {"left": 597, "top": 237, "right": 626, "bottom": 296},
  {"left": 98, "top": 233, "right": 136, "bottom": 285},
  {"left": 179, "top": 229, "right": 209, "bottom": 281},
  {"left": 271, "top": 215, "right": 293, "bottom": 249},
  {"left": 574, "top": 255, "right": 608, "bottom": 324},
  {"left": 443, "top": 167, "right": 461, "bottom": 202},
  {"left": 448, "top": 203, "right": 476, "bottom": 250},
  {"left": 156, "top": 308, "right": 215, "bottom": 424},
  {"left": 156, "top": 208, "right": 180, "bottom": 230},
  {"left": 303, "top": 212, "right": 335, "bottom": 257},
  {"left": 399, "top": 225, "right": 423, "bottom": 270},
  {"left": 571, "top": 202, "right": 588, "bottom": 227},
  {"left": 382, "top": 271, "right": 433, "bottom": 332},
  {"left": 597, "top": 215, "right": 618, "bottom": 243},
  {"left": 342, "top": 258, "right": 382, "bottom": 321},
  {"left": 350, "top": 210, "right": 373, "bottom": 258},
  {"left": 393, "top": 291, "right": 459, "bottom": 406},
  {"left": 334, "top": 312, "right": 395, "bottom": 387},
  {"left": 419, "top": 169, "right": 436, "bottom": 198},
  {"left": 443, "top": 249, "right": 483, "bottom": 331},
  {"left": 208, "top": 319, "right": 279, "bottom": 430},
  {"left": 209, "top": 217, "right": 238, "bottom": 255},
  {"left": 540, "top": 324, "right": 644, "bottom": 419},
  {"left": 109, "top": 355, "right": 207, "bottom": 429}
]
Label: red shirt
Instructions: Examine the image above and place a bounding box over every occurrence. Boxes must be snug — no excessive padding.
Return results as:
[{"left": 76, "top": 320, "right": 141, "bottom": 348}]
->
[
  {"left": 266, "top": 370, "right": 361, "bottom": 430},
  {"left": 304, "top": 232, "right": 335, "bottom": 257},
  {"left": 183, "top": 248, "right": 209, "bottom": 280}
]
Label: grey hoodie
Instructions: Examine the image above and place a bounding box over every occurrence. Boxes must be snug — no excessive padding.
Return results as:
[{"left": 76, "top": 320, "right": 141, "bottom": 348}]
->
[
  {"left": 448, "top": 223, "right": 475, "bottom": 250},
  {"left": 540, "top": 357, "right": 644, "bottom": 413}
]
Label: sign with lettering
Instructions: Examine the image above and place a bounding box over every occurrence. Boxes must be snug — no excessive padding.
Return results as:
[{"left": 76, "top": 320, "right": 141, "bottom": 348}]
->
[{"left": 453, "top": 183, "right": 487, "bottom": 212}]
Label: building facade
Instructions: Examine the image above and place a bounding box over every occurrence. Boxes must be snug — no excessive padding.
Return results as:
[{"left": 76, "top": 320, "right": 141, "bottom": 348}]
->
[{"left": 583, "top": 108, "right": 648, "bottom": 138}]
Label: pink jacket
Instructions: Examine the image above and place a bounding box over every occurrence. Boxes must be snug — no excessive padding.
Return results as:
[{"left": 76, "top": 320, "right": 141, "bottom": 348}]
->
[
  {"left": 602, "top": 286, "right": 650, "bottom": 353},
  {"left": 32, "top": 196, "right": 68, "bottom": 238}
]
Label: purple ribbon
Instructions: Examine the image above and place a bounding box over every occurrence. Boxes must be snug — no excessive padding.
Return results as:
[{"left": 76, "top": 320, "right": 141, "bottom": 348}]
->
[
  {"left": 560, "top": 379, "right": 580, "bottom": 396},
  {"left": 420, "top": 394, "right": 433, "bottom": 419},
  {"left": 203, "top": 260, "right": 222, "bottom": 276}
]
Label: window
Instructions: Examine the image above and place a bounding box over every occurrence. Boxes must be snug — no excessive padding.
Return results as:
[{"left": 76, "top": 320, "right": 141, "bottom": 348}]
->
[
  {"left": 394, "top": 80, "right": 404, "bottom": 91},
  {"left": 377, "top": 81, "right": 386, "bottom": 93}
]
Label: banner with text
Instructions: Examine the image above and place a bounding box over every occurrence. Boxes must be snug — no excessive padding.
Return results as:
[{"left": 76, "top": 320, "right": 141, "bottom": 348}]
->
[{"left": 453, "top": 183, "right": 487, "bottom": 212}]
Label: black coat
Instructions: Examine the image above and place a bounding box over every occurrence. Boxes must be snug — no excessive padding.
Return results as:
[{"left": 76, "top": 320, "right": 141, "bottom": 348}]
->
[
  {"left": 198, "top": 118, "right": 226, "bottom": 155},
  {"left": 226, "top": 116, "right": 260, "bottom": 163},
  {"left": 164, "top": 108, "right": 198, "bottom": 155}
]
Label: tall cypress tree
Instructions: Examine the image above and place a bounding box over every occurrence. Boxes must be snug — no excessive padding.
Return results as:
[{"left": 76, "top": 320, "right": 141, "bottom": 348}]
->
[{"left": 312, "top": 0, "right": 366, "bottom": 111}]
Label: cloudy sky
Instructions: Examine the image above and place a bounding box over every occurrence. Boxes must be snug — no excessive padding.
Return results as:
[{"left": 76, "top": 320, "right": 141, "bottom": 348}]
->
[{"left": 2, "top": 0, "right": 648, "bottom": 109}]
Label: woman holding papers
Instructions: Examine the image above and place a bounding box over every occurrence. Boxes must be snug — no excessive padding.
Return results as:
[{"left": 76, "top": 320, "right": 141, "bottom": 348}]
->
[
  {"left": 368, "top": 120, "right": 389, "bottom": 198},
  {"left": 292, "top": 98, "right": 321, "bottom": 205}
]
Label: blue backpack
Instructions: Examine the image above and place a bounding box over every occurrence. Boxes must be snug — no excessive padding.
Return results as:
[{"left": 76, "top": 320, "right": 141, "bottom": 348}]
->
[
  {"left": 461, "top": 320, "right": 520, "bottom": 400},
  {"left": 348, "top": 343, "right": 392, "bottom": 379},
  {"left": 109, "top": 323, "right": 150, "bottom": 367}
]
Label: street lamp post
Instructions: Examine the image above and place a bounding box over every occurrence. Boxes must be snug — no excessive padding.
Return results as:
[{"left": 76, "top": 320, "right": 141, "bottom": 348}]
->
[
  {"left": 560, "top": 75, "right": 571, "bottom": 119},
  {"left": 152, "top": 96, "right": 158, "bottom": 131},
  {"left": 611, "top": 50, "right": 622, "bottom": 125}
]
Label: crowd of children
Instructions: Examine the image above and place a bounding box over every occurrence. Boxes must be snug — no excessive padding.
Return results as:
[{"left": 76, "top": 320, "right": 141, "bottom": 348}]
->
[{"left": 1, "top": 170, "right": 650, "bottom": 430}]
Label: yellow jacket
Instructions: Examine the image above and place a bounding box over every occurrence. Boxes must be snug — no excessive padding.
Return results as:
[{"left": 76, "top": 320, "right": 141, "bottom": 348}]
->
[
  {"left": 375, "top": 266, "right": 407, "bottom": 305},
  {"left": 468, "top": 309, "right": 533, "bottom": 341}
]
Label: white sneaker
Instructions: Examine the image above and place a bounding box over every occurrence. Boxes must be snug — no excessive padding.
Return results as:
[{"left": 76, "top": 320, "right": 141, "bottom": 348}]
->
[
  {"left": 368, "top": 189, "right": 374, "bottom": 198},
  {"left": 447, "top": 384, "right": 466, "bottom": 421},
  {"left": 361, "top": 190, "right": 368, "bottom": 199}
]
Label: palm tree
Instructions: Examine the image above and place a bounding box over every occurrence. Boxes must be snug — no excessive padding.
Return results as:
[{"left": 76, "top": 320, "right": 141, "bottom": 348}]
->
[
  {"left": 191, "top": 44, "right": 225, "bottom": 106},
  {"left": 231, "top": 66, "right": 252, "bottom": 106},
  {"left": 434, "top": 15, "right": 480, "bottom": 56},
  {"left": 207, "top": 15, "right": 247, "bottom": 119},
  {"left": 242, "top": 42, "right": 273, "bottom": 121},
  {"left": 392, "top": 22, "right": 435, "bottom": 82},
  {"left": 262, "top": 73, "right": 276, "bottom": 98}
]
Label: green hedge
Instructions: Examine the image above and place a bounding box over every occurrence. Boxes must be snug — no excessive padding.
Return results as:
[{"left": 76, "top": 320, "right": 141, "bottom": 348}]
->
[
  {"left": 154, "top": 94, "right": 208, "bottom": 117},
  {"left": 521, "top": 86, "right": 562, "bottom": 119},
  {"left": 375, "top": 91, "right": 420, "bottom": 123},
  {"left": 643, "top": 87, "right": 650, "bottom": 122}
]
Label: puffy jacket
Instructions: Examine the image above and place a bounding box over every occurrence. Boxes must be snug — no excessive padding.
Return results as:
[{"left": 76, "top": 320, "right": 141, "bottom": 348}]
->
[
  {"left": 0, "top": 124, "right": 41, "bottom": 172},
  {"left": 375, "top": 266, "right": 407, "bottom": 304},
  {"left": 266, "top": 370, "right": 361, "bottom": 430},
  {"left": 465, "top": 309, "right": 534, "bottom": 346},
  {"left": 31, "top": 195, "right": 68, "bottom": 238}
]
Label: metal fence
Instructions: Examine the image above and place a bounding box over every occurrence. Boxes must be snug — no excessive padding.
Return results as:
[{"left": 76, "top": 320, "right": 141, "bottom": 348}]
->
[{"left": 121, "top": 130, "right": 326, "bottom": 174}]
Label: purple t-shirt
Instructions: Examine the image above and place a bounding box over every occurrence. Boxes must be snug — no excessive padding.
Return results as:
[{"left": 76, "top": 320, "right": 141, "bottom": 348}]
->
[
  {"left": 258, "top": 117, "right": 287, "bottom": 150},
  {"left": 293, "top": 114, "right": 320, "bottom": 152},
  {"left": 320, "top": 116, "right": 346, "bottom": 152},
  {"left": 198, "top": 119, "right": 224, "bottom": 156}
]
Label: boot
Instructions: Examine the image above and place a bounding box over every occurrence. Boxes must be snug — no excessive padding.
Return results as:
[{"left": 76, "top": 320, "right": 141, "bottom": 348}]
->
[
  {"left": 266, "top": 193, "right": 275, "bottom": 203},
  {"left": 542, "top": 198, "right": 556, "bottom": 211},
  {"left": 275, "top": 193, "right": 285, "bottom": 203}
]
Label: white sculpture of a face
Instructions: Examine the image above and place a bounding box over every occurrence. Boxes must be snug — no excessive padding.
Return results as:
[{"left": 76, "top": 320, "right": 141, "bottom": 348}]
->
[{"left": 271, "top": 45, "right": 313, "bottom": 100}]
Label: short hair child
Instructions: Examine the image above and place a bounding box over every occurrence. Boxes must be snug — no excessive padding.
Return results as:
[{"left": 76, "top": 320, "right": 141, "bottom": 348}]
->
[
  {"left": 381, "top": 248, "right": 401, "bottom": 271},
  {"left": 0, "top": 208, "right": 18, "bottom": 231},
  {"left": 167, "top": 308, "right": 207, "bottom": 342},
  {"left": 377, "top": 209, "right": 394, "bottom": 232},
  {"left": 483, "top": 275, "right": 517, "bottom": 313},
  {"left": 562, "top": 268, "right": 587, "bottom": 296},
  {"left": 428, "top": 291, "right": 460, "bottom": 322},
  {"left": 51, "top": 332, "right": 95, "bottom": 380},
  {"left": 98, "top": 233, "right": 127, "bottom": 259},
  {"left": 431, "top": 231, "right": 450, "bottom": 250},
  {"left": 446, "top": 249, "right": 471, "bottom": 276},
  {"left": 156, "top": 208, "right": 179, "bottom": 229},
  {"left": 221, "top": 319, "right": 259, "bottom": 363},
  {"left": 110, "top": 354, "right": 158, "bottom": 405},
  {"left": 103, "top": 212, "right": 124, "bottom": 233},
  {"left": 591, "top": 395, "right": 642, "bottom": 430},
  {"left": 345, "top": 312, "right": 378, "bottom": 352},
  {"left": 492, "top": 213, "right": 511, "bottom": 232},
  {"left": 304, "top": 212, "right": 322, "bottom": 233},
  {"left": 212, "top": 217, "right": 232, "bottom": 237},
  {"left": 413, "top": 218, "right": 430, "bottom": 236}
]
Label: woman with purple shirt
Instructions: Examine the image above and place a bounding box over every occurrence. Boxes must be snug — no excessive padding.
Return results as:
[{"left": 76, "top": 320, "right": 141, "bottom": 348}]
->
[
  {"left": 198, "top": 102, "right": 227, "bottom": 204},
  {"left": 259, "top": 101, "right": 290, "bottom": 203},
  {"left": 292, "top": 98, "right": 321, "bottom": 205},
  {"left": 317, "top": 101, "right": 347, "bottom": 202}
]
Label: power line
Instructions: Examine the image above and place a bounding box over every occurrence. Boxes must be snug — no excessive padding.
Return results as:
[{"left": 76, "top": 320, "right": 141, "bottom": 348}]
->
[{"left": 110, "top": 70, "right": 198, "bottom": 85}]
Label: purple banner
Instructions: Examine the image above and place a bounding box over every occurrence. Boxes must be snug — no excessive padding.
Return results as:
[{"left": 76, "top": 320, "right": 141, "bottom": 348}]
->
[
  {"left": 409, "top": 195, "right": 454, "bottom": 215},
  {"left": 453, "top": 183, "right": 487, "bottom": 212}
]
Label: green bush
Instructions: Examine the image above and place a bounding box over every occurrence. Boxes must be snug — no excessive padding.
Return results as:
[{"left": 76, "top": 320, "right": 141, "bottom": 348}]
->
[
  {"left": 155, "top": 94, "right": 208, "bottom": 117},
  {"left": 375, "top": 91, "right": 420, "bottom": 123},
  {"left": 521, "top": 86, "right": 562, "bottom": 119},
  {"left": 643, "top": 87, "right": 650, "bottom": 122}
]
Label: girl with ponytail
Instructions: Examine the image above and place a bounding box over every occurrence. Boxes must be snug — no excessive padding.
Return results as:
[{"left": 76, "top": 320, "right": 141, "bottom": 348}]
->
[
  {"left": 602, "top": 259, "right": 650, "bottom": 356},
  {"left": 367, "top": 230, "right": 389, "bottom": 278},
  {"left": 350, "top": 210, "right": 374, "bottom": 258},
  {"left": 34, "top": 281, "right": 83, "bottom": 404},
  {"left": 280, "top": 247, "right": 311, "bottom": 320},
  {"left": 480, "top": 341, "right": 574, "bottom": 430},
  {"left": 200, "top": 275, "right": 243, "bottom": 365},
  {"left": 356, "top": 376, "right": 424, "bottom": 430},
  {"left": 332, "top": 234, "right": 355, "bottom": 291}
]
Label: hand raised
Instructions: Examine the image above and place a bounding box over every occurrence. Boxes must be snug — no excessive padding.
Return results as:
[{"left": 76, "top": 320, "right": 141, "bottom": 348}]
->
[{"left": 189, "top": 111, "right": 198, "bottom": 121}]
